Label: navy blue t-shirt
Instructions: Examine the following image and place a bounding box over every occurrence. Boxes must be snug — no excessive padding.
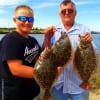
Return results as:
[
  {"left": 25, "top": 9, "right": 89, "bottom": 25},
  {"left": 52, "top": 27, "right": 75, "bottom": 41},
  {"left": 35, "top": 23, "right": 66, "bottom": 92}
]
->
[{"left": 0, "top": 31, "right": 41, "bottom": 99}]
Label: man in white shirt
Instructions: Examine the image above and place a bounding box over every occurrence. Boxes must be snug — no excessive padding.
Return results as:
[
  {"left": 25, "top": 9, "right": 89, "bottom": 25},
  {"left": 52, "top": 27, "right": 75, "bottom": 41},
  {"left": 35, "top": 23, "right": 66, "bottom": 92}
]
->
[{"left": 43, "top": 0, "right": 95, "bottom": 100}]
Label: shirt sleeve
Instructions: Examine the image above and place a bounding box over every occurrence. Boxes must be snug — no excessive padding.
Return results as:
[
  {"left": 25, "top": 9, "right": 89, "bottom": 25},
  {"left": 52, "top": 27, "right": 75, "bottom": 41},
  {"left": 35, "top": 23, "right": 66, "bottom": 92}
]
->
[{"left": 1, "top": 36, "right": 24, "bottom": 61}]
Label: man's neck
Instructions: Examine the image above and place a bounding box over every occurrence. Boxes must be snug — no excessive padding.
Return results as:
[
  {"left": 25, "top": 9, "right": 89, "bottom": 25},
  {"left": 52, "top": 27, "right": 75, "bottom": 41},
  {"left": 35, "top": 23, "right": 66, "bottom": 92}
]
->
[{"left": 63, "top": 22, "right": 74, "bottom": 31}]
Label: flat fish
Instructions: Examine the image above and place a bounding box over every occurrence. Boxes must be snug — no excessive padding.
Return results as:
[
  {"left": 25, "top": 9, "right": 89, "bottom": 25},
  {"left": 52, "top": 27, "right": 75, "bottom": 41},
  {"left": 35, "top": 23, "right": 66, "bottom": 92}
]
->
[
  {"left": 34, "top": 48, "right": 57, "bottom": 100},
  {"left": 74, "top": 35, "right": 98, "bottom": 90},
  {"left": 34, "top": 31, "right": 72, "bottom": 100},
  {"left": 52, "top": 31, "right": 72, "bottom": 67}
]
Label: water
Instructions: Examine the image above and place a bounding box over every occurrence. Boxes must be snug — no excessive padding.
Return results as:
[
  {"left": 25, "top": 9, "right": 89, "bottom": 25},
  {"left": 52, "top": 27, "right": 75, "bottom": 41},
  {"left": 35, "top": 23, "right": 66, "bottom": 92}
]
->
[
  {"left": 0, "top": 34, "right": 44, "bottom": 47},
  {"left": 0, "top": 33, "right": 100, "bottom": 54},
  {"left": 30, "top": 34, "right": 44, "bottom": 46},
  {"left": 92, "top": 34, "right": 100, "bottom": 54}
]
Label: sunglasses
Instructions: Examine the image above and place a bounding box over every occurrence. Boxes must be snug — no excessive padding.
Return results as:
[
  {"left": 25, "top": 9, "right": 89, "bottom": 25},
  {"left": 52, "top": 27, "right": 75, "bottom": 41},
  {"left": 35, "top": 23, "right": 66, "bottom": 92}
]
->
[
  {"left": 16, "top": 16, "right": 34, "bottom": 23},
  {"left": 61, "top": 9, "right": 74, "bottom": 15}
]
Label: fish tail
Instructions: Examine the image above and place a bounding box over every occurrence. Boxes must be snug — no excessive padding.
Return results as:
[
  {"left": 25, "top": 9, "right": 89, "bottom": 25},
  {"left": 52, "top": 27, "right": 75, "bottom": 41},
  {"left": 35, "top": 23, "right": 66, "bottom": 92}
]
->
[
  {"left": 40, "top": 89, "right": 52, "bottom": 100},
  {"left": 44, "top": 89, "right": 52, "bottom": 100},
  {"left": 80, "top": 82, "right": 91, "bottom": 90}
]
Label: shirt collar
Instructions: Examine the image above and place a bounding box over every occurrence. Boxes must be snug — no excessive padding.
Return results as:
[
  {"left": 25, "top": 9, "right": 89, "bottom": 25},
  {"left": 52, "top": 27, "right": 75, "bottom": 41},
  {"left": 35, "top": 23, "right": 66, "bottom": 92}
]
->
[{"left": 56, "top": 22, "right": 80, "bottom": 33}]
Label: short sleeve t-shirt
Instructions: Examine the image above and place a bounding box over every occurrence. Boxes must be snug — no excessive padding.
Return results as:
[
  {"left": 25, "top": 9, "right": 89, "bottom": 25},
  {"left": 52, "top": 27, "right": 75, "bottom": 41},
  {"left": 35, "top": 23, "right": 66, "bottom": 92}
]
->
[{"left": 0, "top": 31, "right": 41, "bottom": 99}]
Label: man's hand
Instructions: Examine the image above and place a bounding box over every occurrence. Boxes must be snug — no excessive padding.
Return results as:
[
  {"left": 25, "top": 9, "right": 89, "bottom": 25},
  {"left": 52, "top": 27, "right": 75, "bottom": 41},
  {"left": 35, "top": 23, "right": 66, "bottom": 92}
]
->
[
  {"left": 84, "top": 32, "right": 93, "bottom": 42},
  {"left": 44, "top": 26, "right": 56, "bottom": 35},
  {"left": 42, "top": 26, "right": 56, "bottom": 49}
]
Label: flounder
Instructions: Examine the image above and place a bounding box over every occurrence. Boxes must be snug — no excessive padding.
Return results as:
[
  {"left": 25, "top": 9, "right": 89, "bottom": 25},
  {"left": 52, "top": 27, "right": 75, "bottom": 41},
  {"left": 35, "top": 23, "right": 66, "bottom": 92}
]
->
[
  {"left": 34, "top": 31, "right": 72, "bottom": 100},
  {"left": 74, "top": 35, "right": 98, "bottom": 90},
  {"left": 34, "top": 48, "right": 57, "bottom": 100},
  {"left": 52, "top": 31, "right": 72, "bottom": 67}
]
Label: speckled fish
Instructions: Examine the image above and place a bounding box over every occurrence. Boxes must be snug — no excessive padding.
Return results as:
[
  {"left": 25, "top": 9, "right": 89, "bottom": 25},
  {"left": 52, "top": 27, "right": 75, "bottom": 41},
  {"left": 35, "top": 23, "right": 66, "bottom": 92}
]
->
[
  {"left": 34, "top": 48, "right": 57, "bottom": 100},
  {"left": 74, "top": 35, "right": 98, "bottom": 90},
  {"left": 34, "top": 31, "right": 72, "bottom": 100},
  {"left": 52, "top": 31, "right": 72, "bottom": 67}
]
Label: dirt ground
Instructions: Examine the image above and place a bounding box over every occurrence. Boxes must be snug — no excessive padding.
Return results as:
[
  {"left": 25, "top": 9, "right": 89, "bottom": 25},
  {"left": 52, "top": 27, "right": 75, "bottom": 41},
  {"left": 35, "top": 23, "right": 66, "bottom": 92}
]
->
[{"left": 90, "top": 89, "right": 100, "bottom": 100}]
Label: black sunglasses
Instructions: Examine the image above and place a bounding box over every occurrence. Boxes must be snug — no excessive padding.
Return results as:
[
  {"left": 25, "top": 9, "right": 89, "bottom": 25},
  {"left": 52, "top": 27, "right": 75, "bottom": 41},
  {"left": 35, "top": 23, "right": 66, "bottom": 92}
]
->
[
  {"left": 61, "top": 9, "right": 74, "bottom": 15},
  {"left": 16, "top": 16, "right": 34, "bottom": 23}
]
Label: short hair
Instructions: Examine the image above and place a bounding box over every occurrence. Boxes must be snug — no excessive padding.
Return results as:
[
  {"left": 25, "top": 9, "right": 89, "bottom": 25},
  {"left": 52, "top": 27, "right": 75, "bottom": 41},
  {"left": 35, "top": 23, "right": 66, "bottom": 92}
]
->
[
  {"left": 14, "top": 5, "right": 33, "bottom": 16},
  {"left": 60, "top": 0, "right": 76, "bottom": 10}
]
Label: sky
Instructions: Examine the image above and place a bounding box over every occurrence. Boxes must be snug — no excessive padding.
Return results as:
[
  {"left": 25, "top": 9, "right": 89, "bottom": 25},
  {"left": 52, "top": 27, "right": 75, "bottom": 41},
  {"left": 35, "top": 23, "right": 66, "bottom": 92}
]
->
[{"left": 0, "top": 0, "right": 100, "bottom": 32}]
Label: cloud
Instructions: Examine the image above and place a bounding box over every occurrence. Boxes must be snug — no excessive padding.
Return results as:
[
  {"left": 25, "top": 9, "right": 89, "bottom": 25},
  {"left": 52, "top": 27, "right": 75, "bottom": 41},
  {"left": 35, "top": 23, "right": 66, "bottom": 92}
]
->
[
  {"left": 0, "top": 18, "right": 10, "bottom": 27},
  {"left": 79, "top": 10, "right": 100, "bottom": 14},
  {"left": 0, "top": 0, "right": 27, "bottom": 6},
  {"left": 74, "top": 1, "right": 100, "bottom": 5},
  {"left": 0, "top": 9, "right": 7, "bottom": 14},
  {"left": 0, "top": 18, "right": 14, "bottom": 28},
  {"left": 33, "top": 2, "right": 58, "bottom": 9}
]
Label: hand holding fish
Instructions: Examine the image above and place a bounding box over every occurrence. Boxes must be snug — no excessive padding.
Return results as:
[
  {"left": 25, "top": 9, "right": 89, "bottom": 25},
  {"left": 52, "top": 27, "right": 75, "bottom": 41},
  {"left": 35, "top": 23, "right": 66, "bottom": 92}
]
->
[
  {"left": 42, "top": 26, "right": 56, "bottom": 49},
  {"left": 84, "top": 32, "right": 93, "bottom": 42},
  {"left": 44, "top": 26, "right": 56, "bottom": 34},
  {"left": 78, "top": 32, "right": 93, "bottom": 43}
]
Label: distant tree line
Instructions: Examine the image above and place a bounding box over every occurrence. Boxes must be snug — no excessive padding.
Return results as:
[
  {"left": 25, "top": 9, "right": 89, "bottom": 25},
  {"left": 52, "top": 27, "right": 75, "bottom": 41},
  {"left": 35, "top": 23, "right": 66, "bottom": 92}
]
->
[
  {"left": 0, "top": 27, "right": 100, "bottom": 34},
  {"left": 0, "top": 27, "right": 44, "bottom": 34},
  {"left": 91, "top": 31, "right": 100, "bottom": 34}
]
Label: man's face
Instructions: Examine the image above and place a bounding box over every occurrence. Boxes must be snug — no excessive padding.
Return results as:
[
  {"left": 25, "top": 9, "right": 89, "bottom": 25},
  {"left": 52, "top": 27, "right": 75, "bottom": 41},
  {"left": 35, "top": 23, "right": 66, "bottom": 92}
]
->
[{"left": 59, "top": 3, "right": 76, "bottom": 25}]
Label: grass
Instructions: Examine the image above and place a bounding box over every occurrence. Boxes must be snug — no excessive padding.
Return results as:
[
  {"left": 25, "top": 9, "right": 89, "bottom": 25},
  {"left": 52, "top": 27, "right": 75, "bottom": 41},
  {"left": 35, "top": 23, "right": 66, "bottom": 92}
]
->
[{"left": 90, "top": 65, "right": 100, "bottom": 92}]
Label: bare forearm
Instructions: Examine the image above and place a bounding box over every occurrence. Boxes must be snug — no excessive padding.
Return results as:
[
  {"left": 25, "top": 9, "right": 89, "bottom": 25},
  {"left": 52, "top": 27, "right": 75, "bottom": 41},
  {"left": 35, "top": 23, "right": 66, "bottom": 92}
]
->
[
  {"left": 15, "top": 65, "right": 36, "bottom": 78},
  {"left": 10, "top": 65, "right": 35, "bottom": 78},
  {"left": 7, "top": 60, "right": 37, "bottom": 78}
]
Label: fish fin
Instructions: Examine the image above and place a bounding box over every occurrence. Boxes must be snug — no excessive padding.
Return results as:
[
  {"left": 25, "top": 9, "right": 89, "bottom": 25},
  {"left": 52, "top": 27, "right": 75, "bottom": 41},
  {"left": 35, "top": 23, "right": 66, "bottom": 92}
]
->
[
  {"left": 63, "top": 48, "right": 74, "bottom": 67},
  {"left": 80, "top": 82, "right": 91, "bottom": 90},
  {"left": 39, "top": 88, "right": 52, "bottom": 100},
  {"left": 73, "top": 50, "right": 82, "bottom": 81},
  {"left": 73, "top": 64, "right": 82, "bottom": 80},
  {"left": 44, "top": 89, "right": 52, "bottom": 100}
]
